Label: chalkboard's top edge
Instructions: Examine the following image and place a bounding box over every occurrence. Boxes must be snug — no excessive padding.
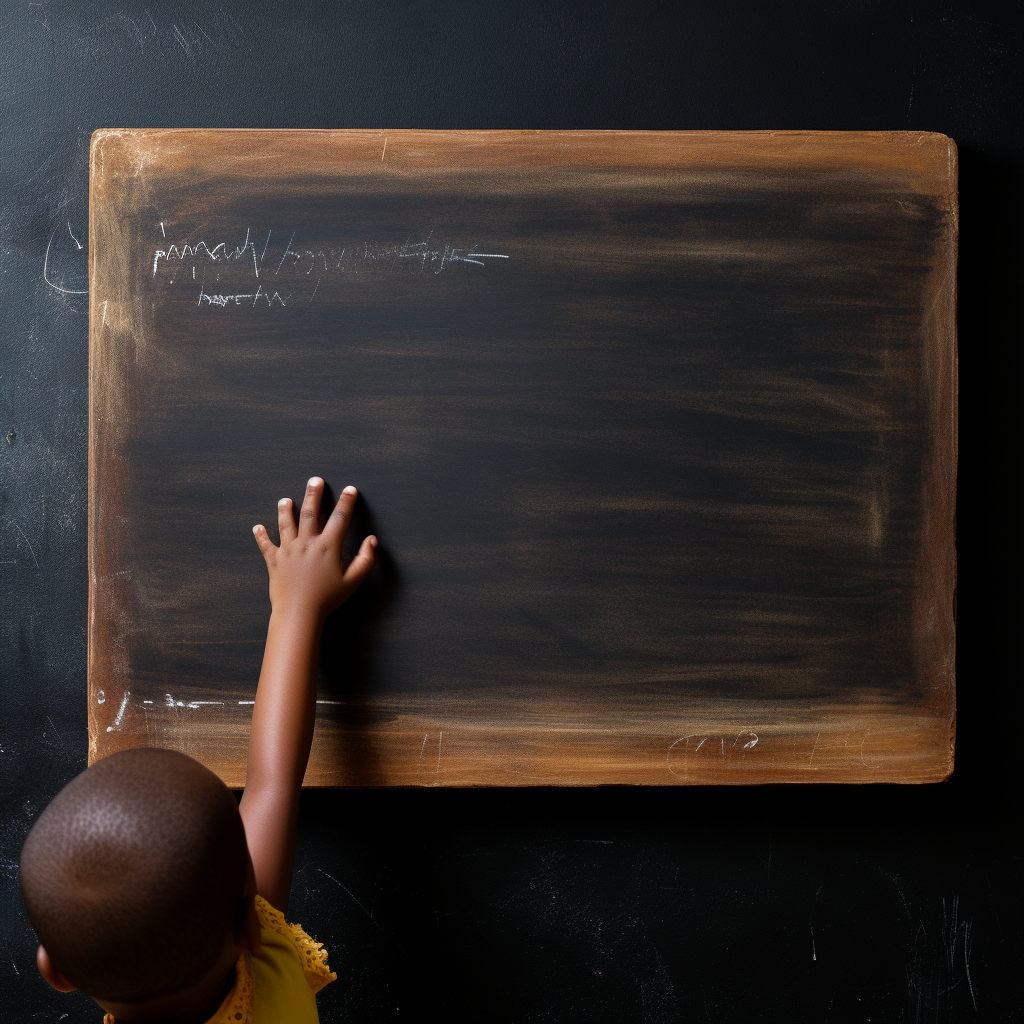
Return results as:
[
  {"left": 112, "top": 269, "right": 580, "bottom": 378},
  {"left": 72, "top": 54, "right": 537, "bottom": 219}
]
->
[
  {"left": 88, "top": 128, "right": 956, "bottom": 196},
  {"left": 88, "top": 128, "right": 956, "bottom": 141}
]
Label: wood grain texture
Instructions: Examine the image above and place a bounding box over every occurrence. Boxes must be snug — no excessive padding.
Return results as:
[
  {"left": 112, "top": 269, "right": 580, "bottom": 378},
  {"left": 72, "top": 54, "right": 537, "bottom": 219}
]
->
[{"left": 88, "top": 130, "right": 956, "bottom": 786}]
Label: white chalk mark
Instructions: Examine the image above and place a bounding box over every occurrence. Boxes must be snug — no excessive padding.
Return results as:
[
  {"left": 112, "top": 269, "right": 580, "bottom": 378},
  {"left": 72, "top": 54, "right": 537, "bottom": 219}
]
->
[
  {"left": 43, "top": 227, "right": 88, "bottom": 295},
  {"left": 118, "top": 12, "right": 145, "bottom": 52},
  {"left": 106, "top": 692, "right": 130, "bottom": 733},
  {"left": 810, "top": 924, "right": 816, "bottom": 961},
  {"left": 172, "top": 23, "right": 191, "bottom": 55},
  {"left": 964, "top": 918, "right": 977, "bottom": 1009},
  {"left": 436, "top": 244, "right": 450, "bottom": 274},
  {"left": 46, "top": 716, "right": 69, "bottom": 759},
  {"left": 315, "top": 700, "right": 345, "bottom": 705},
  {"left": 306, "top": 276, "right": 320, "bottom": 311},
  {"left": 101, "top": 299, "right": 108, "bottom": 326},
  {"left": 694, "top": 737, "right": 707, "bottom": 752},
  {"left": 260, "top": 230, "right": 271, "bottom": 264},
  {"left": 143, "top": 700, "right": 153, "bottom": 704},
  {"left": 381, "top": 137, "right": 387, "bottom": 161},
  {"left": 201, "top": 291, "right": 255, "bottom": 304},
  {"left": 158, "top": 691, "right": 230, "bottom": 709},
  {"left": 666, "top": 735, "right": 698, "bottom": 776},
  {"left": 7, "top": 520, "right": 39, "bottom": 568},
  {"left": 96, "top": 691, "right": 106, "bottom": 704},
  {"left": 808, "top": 731, "right": 821, "bottom": 765},
  {"left": 276, "top": 232, "right": 295, "bottom": 275},
  {"left": 238, "top": 700, "right": 255, "bottom": 705},
  {"left": 436, "top": 730, "right": 443, "bottom": 773},
  {"left": 160, "top": 221, "right": 165, "bottom": 237},
  {"left": 318, "top": 870, "right": 374, "bottom": 918},
  {"left": 153, "top": 232, "right": 261, "bottom": 278},
  {"left": 66, "top": 221, "right": 82, "bottom": 249},
  {"left": 245, "top": 228, "right": 258, "bottom": 278},
  {"left": 316, "top": 869, "right": 414, "bottom": 962},
  {"left": 419, "top": 733, "right": 429, "bottom": 766},
  {"left": 198, "top": 285, "right": 289, "bottom": 308}
]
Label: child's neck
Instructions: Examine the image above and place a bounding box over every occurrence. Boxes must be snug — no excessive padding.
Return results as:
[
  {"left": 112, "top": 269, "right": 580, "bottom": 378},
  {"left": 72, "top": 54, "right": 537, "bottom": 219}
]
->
[
  {"left": 96, "top": 954, "right": 239, "bottom": 1024},
  {"left": 160, "top": 967, "right": 237, "bottom": 1024}
]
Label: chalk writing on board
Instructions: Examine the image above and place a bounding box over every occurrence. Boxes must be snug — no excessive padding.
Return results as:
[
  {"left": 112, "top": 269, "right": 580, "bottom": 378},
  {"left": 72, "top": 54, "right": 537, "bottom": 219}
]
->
[
  {"left": 196, "top": 277, "right": 292, "bottom": 308},
  {"left": 151, "top": 226, "right": 510, "bottom": 311},
  {"left": 153, "top": 237, "right": 259, "bottom": 278},
  {"left": 664, "top": 729, "right": 885, "bottom": 774},
  {"left": 104, "top": 694, "right": 348, "bottom": 722}
]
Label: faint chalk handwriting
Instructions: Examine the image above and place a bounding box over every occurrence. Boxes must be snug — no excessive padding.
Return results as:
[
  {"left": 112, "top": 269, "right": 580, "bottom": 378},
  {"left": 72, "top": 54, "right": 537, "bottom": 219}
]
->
[{"left": 151, "top": 225, "right": 509, "bottom": 311}]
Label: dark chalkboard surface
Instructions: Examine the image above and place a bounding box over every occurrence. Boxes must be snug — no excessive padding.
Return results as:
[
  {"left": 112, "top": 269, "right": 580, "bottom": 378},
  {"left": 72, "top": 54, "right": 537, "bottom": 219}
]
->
[{"left": 88, "top": 129, "right": 955, "bottom": 785}]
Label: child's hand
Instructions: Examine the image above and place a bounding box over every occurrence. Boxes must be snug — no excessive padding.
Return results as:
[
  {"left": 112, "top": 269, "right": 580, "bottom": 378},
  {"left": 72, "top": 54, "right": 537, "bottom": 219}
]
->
[{"left": 252, "top": 477, "right": 377, "bottom": 621}]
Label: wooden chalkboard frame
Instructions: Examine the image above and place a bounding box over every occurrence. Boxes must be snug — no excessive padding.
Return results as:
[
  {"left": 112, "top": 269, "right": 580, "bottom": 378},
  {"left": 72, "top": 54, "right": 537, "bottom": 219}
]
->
[{"left": 88, "top": 130, "right": 956, "bottom": 786}]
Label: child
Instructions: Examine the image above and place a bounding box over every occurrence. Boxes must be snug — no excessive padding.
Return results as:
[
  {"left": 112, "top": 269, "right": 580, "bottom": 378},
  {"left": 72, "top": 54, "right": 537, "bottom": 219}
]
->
[{"left": 20, "top": 477, "right": 376, "bottom": 1023}]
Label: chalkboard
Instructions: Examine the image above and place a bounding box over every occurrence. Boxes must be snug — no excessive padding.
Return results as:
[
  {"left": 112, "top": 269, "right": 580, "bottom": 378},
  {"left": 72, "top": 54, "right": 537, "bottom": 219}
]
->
[{"left": 88, "top": 129, "right": 955, "bottom": 786}]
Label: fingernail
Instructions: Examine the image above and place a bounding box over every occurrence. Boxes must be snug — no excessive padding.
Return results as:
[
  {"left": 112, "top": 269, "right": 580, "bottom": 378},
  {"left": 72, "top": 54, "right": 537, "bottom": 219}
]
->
[
  {"left": 308, "top": 477, "right": 321, "bottom": 488},
  {"left": 343, "top": 485, "right": 357, "bottom": 495},
  {"left": 278, "top": 498, "right": 289, "bottom": 507},
  {"left": 252, "top": 525, "right": 261, "bottom": 534},
  {"left": 369, "top": 536, "right": 378, "bottom": 548}
]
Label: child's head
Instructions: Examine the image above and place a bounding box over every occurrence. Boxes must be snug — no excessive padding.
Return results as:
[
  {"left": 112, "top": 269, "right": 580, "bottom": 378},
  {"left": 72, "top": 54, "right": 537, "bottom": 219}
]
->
[{"left": 20, "top": 747, "right": 255, "bottom": 1012}]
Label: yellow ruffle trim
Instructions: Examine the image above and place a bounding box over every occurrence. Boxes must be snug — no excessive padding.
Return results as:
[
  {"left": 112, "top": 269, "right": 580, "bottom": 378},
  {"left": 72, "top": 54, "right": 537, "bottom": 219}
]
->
[
  {"left": 255, "top": 895, "right": 337, "bottom": 994},
  {"left": 102, "top": 896, "right": 334, "bottom": 1023}
]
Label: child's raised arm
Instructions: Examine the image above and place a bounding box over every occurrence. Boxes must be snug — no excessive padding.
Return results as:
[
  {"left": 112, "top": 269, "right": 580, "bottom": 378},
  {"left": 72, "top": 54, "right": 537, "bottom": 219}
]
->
[{"left": 240, "top": 477, "right": 376, "bottom": 912}]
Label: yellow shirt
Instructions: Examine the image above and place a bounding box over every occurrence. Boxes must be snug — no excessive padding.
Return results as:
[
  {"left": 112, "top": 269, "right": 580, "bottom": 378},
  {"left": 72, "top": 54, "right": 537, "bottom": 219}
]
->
[{"left": 102, "top": 896, "right": 336, "bottom": 1024}]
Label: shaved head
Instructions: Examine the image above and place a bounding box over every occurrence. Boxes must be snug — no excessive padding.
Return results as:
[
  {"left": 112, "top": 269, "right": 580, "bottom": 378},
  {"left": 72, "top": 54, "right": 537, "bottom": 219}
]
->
[{"left": 20, "top": 748, "right": 250, "bottom": 1002}]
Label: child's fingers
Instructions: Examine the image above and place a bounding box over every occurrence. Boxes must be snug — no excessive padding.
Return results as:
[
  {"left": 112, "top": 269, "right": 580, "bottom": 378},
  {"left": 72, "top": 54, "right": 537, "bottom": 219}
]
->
[
  {"left": 343, "top": 535, "right": 377, "bottom": 587},
  {"left": 298, "top": 477, "right": 323, "bottom": 536},
  {"left": 252, "top": 524, "right": 276, "bottom": 559},
  {"left": 278, "top": 497, "right": 297, "bottom": 543},
  {"left": 323, "top": 484, "right": 358, "bottom": 543}
]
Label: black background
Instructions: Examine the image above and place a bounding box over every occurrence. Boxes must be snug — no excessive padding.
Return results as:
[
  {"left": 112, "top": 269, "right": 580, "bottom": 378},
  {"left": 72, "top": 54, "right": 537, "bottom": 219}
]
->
[{"left": 0, "top": 2, "right": 1019, "bottom": 1021}]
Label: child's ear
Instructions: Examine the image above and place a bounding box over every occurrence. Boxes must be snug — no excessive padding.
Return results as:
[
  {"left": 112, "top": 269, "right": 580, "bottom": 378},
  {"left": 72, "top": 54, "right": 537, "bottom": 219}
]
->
[{"left": 36, "top": 946, "right": 77, "bottom": 992}]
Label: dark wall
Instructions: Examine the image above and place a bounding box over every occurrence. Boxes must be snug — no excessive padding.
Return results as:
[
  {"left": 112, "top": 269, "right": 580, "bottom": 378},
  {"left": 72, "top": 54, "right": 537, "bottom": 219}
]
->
[{"left": 0, "top": 2, "right": 1019, "bottom": 1021}]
